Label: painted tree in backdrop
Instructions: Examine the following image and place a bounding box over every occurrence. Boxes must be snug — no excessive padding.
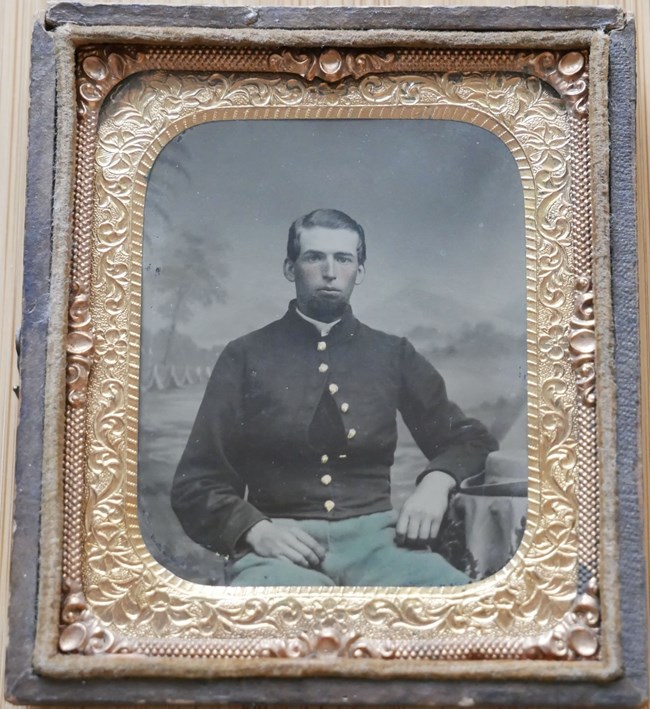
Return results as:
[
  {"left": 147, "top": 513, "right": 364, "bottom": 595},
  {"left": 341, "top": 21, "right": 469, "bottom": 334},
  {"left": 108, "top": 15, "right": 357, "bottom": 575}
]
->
[{"left": 143, "top": 132, "right": 229, "bottom": 366}]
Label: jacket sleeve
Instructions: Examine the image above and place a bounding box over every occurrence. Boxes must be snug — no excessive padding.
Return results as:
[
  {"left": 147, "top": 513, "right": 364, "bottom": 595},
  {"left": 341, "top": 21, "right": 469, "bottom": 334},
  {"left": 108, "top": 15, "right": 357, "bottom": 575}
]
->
[
  {"left": 397, "top": 338, "right": 498, "bottom": 486},
  {"left": 171, "top": 340, "right": 266, "bottom": 555}
]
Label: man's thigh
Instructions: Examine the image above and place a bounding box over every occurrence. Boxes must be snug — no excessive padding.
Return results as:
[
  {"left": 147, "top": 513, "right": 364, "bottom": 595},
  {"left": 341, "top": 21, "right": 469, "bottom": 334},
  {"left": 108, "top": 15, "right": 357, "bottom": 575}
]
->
[
  {"left": 328, "top": 512, "right": 469, "bottom": 587},
  {"left": 343, "top": 544, "right": 469, "bottom": 586}
]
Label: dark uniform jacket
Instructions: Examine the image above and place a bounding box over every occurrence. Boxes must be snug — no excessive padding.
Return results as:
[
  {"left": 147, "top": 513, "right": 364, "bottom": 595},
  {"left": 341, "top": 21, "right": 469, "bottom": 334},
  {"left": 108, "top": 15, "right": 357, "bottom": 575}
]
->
[{"left": 172, "top": 301, "right": 497, "bottom": 555}]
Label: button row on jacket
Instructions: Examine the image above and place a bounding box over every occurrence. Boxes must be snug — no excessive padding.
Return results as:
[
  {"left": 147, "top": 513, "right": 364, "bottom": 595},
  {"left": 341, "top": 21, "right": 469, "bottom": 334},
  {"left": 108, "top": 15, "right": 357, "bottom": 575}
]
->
[
  {"left": 320, "top": 452, "right": 334, "bottom": 488},
  {"left": 316, "top": 320, "right": 357, "bottom": 512},
  {"left": 325, "top": 381, "right": 354, "bottom": 436}
]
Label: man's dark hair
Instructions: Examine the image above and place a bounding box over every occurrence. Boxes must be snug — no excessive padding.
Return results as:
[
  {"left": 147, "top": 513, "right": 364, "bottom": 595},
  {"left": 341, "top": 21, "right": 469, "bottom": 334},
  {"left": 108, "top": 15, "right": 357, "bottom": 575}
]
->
[{"left": 287, "top": 209, "right": 367, "bottom": 265}]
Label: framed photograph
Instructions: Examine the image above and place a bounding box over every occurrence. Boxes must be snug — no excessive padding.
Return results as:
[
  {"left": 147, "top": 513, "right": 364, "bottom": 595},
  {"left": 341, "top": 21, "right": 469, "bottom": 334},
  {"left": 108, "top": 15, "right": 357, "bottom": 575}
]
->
[{"left": 6, "top": 4, "right": 646, "bottom": 706}]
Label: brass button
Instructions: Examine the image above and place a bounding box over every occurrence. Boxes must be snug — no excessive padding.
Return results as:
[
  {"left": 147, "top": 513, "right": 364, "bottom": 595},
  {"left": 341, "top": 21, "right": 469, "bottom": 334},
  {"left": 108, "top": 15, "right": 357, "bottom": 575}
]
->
[
  {"left": 321, "top": 454, "right": 329, "bottom": 464},
  {"left": 317, "top": 341, "right": 327, "bottom": 351},
  {"left": 339, "top": 454, "right": 348, "bottom": 459},
  {"left": 328, "top": 383, "right": 339, "bottom": 394},
  {"left": 324, "top": 500, "right": 335, "bottom": 512},
  {"left": 321, "top": 474, "right": 332, "bottom": 485},
  {"left": 318, "top": 363, "right": 329, "bottom": 373},
  {"left": 340, "top": 402, "right": 349, "bottom": 413},
  {"left": 347, "top": 428, "right": 357, "bottom": 439}
]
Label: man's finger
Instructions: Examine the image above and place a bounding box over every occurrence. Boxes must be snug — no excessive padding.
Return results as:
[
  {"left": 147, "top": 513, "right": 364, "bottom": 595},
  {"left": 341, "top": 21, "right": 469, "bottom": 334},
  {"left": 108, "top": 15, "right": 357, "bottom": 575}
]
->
[
  {"left": 429, "top": 514, "right": 444, "bottom": 540},
  {"left": 277, "top": 549, "right": 310, "bottom": 568},
  {"left": 406, "top": 513, "right": 421, "bottom": 541},
  {"left": 418, "top": 517, "right": 435, "bottom": 542},
  {"left": 287, "top": 537, "right": 322, "bottom": 567},
  {"left": 395, "top": 509, "right": 409, "bottom": 544},
  {"left": 293, "top": 528, "right": 326, "bottom": 560}
]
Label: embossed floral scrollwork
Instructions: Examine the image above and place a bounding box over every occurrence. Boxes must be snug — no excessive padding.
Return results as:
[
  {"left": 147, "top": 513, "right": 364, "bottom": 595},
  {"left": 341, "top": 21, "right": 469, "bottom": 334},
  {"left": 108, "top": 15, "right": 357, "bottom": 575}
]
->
[
  {"left": 540, "top": 323, "right": 568, "bottom": 362},
  {"left": 259, "top": 619, "right": 393, "bottom": 659},
  {"left": 67, "top": 281, "right": 94, "bottom": 408},
  {"left": 78, "top": 49, "right": 145, "bottom": 115},
  {"left": 517, "top": 50, "right": 588, "bottom": 116},
  {"left": 59, "top": 578, "right": 136, "bottom": 655},
  {"left": 269, "top": 48, "right": 396, "bottom": 83},
  {"left": 94, "top": 328, "right": 128, "bottom": 367},
  {"left": 452, "top": 73, "right": 546, "bottom": 120},
  {"left": 522, "top": 578, "right": 600, "bottom": 659},
  {"left": 569, "top": 277, "right": 596, "bottom": 406}
]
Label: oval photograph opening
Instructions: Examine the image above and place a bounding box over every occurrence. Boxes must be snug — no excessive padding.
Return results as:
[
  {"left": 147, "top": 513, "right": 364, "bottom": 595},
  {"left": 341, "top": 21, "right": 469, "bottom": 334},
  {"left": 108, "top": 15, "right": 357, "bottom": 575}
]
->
[{"left": 138, "top": 118, "right": 528, "bottom": 586}]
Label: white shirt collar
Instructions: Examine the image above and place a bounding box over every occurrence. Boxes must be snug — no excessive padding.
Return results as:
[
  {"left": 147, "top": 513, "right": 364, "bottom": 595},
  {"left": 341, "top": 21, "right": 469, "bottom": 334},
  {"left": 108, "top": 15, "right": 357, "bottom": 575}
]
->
[{"left": 295, "top": 307, "right": 341, "bottom": 337}]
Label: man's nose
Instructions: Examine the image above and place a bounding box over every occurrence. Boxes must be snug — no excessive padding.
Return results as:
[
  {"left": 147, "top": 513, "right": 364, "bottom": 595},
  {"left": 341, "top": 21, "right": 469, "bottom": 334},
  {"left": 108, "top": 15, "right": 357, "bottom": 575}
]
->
[{"left": 322, "top": 257, "right": 336, "bottom": 279}]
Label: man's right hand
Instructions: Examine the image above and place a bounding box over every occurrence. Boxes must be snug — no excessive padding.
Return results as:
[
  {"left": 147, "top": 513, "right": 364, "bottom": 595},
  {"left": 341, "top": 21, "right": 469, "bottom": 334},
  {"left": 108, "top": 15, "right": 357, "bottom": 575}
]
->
[{"left": 244, "top": 519, "right": 326, "bottom": 568}]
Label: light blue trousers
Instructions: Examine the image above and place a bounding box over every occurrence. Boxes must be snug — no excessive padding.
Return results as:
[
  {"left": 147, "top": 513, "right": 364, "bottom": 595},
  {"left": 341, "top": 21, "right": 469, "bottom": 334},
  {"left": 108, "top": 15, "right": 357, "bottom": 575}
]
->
[{"left": 227, "top": 511, "right": 469, "bottom": 587}]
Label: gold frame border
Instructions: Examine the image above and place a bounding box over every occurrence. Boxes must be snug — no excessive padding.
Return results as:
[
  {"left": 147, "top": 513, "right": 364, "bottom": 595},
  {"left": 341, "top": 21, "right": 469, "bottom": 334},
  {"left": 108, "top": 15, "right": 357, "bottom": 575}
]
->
[{"left": 32, "top": 28, "right": 621, "bottom": 682}]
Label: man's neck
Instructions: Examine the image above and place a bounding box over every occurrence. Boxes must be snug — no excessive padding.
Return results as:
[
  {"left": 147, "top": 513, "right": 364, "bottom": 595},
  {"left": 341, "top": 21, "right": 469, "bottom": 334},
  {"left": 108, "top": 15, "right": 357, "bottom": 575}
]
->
[{"left": 295, "top": 307, "right": 341, "bottom": 337}]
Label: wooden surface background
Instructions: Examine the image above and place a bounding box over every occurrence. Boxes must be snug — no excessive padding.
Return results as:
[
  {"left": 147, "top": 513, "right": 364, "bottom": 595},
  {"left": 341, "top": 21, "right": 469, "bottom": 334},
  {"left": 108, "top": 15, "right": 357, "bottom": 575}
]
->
[{"left": 1, "top": 0, "right": 648, "bottom": 707}]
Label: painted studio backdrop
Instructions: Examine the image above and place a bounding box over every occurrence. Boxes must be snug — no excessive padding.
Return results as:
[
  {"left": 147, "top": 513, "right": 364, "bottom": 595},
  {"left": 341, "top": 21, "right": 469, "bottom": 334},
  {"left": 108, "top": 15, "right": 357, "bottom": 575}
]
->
[{"left": 138, "top": 118, "right": 528, "bottom": 584}]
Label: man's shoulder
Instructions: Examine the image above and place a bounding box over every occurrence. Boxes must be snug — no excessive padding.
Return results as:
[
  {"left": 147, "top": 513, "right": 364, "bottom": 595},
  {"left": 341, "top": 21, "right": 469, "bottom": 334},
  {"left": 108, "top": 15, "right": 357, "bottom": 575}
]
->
[
  {"left": 226, "top": 316, "right": 288, "bottom": 349},
  {"left": 356, "top": 321, "right": 434, "bottom": 370},
  {"left": 356, "top": 320, "right": 406, "bottom": 347}
]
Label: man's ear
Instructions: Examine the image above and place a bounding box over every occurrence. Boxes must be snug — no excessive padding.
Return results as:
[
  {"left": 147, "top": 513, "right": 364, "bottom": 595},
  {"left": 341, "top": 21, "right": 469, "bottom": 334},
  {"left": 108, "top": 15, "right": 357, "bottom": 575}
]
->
[
  {"left": 355, "top": 264, "right": 366, "bottom": 286},
  {"left": 283, "top": 258, "right": 296, "bottom": 283}
]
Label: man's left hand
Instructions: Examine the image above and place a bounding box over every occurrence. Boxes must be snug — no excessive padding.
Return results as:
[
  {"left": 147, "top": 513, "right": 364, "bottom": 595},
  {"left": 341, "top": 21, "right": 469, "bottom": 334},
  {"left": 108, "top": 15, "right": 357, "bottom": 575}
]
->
[{"left": 395, "top": 470, "right": 456, "bottom": 546}]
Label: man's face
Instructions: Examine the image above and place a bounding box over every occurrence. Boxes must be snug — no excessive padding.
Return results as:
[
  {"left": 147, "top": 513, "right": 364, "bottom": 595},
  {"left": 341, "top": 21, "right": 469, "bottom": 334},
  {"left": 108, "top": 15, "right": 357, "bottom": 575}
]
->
[{"left": 283, "top": 225, "right": 365, "bottom": 321}]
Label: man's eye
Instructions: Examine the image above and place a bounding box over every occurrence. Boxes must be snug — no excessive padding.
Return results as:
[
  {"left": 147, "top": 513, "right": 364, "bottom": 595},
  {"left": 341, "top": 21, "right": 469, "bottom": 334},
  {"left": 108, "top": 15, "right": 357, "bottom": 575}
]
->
[
  {"left": 305, "top": 253, "right": 322, "bottom": 262},
  {"left": 336, "top": 255, "right": 353, "bottom": 263}
]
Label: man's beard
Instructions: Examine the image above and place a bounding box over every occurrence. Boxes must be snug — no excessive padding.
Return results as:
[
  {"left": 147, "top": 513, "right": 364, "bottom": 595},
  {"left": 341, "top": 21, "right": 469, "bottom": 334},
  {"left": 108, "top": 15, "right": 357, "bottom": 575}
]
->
[{"left": 304, "top": 295, "right": 348, "bottom": 322}]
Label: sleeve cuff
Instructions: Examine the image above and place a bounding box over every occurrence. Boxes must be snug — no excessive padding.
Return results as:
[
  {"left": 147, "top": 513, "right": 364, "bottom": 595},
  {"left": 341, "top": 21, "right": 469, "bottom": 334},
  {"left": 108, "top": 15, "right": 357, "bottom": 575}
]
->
[
  {"left": 219, "top": 504, "right": 268, "bottom": 556},
  {"left": 416, "top": 467, "right": 458, "bottom": 487}
]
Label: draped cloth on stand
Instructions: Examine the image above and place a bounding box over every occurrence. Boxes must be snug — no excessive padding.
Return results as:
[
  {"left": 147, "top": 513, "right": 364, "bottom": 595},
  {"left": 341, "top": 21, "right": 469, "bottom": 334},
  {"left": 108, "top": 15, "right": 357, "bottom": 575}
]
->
[{"left": 437, "top": 409, "right": 528, "bottom": 580}]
